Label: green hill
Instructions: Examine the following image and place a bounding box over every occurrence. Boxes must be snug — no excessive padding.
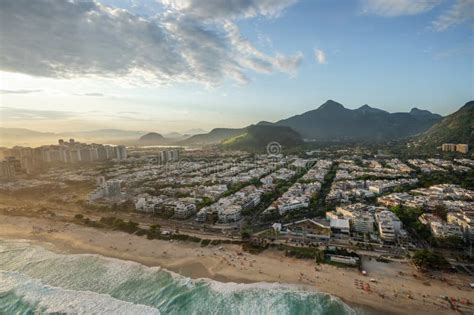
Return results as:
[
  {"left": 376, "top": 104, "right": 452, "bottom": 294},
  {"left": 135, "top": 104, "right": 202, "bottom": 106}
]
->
[
  {"left": 178, "top": 128, "right": 246, "bottom": 145},
  {"left": 138, "top": 132, "right": 166, "bottom": 145},
  {"left": 417, "top": 101, "right": 473, "bottom": 148},
  {"left": 221, "top": 125, "right": 303, "bottom": 151}
]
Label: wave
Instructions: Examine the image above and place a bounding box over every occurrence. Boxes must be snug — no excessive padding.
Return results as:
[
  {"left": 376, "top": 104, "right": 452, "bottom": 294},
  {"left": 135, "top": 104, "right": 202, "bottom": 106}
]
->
[
  {"left": 0, "top": 239, "right": 358, "bottom": 314},
  {"left": 0, "top": 271, "right": 161, "bottom": 314}
]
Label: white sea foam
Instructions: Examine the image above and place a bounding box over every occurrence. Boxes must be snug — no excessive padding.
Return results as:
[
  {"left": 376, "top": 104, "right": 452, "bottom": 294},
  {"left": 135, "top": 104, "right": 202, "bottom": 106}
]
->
[
  {"left": 0, "top": 271, "right": 161, "bottom": 314},
  {"left": 0, "top": 239, "right": 357, "bottom": 315}
]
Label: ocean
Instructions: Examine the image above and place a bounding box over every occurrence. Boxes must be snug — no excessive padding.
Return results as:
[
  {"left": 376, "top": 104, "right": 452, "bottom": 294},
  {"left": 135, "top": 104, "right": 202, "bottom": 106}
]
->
[{"left": 0, "top": 239, "right": 358, "bottom": 315}]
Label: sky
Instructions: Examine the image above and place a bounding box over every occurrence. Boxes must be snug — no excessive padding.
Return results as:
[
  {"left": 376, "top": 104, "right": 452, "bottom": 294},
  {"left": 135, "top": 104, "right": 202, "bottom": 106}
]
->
[{"left": 0, "top": 0, "right": 473, "bottom": 133}]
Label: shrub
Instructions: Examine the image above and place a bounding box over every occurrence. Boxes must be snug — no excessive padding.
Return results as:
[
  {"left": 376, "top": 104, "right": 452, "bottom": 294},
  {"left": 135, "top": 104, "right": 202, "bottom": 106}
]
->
[
  {"left": 201, "top": 239, "right": 211, "bottom": 247},
  {"left": 412, "top": 250, "right": 450, "bottom": 270}
]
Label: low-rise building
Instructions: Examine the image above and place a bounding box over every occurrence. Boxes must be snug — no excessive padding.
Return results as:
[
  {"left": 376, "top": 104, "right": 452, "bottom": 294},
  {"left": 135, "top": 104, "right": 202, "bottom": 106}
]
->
[
  {"left": 174, "top": 203, "right": 197, "bottom": 219},
  {"left": 280, "top": 219, "right": 331, "bottom": 241},
  {"left": 430, "top": 221, "right": 463, "bottom": 239},
  {"left": 218, "top": 205, "right": 242, "bottom": 223},
  {"left": 375, "top": 210, "right": 402, "bottom": 242},
  {"left": 330, "top": 218, "right": 350, "bottom": 237},
  {"left": 447, "top": 210, "right": 474, "bottom": 240}
]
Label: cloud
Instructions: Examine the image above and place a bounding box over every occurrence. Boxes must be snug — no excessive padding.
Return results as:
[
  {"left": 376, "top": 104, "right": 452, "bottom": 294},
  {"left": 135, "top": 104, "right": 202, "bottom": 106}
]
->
[
  {"left": 314, "top": 49, "right": 326, "bottom": 64},
  {"left": 0, "top": 107, "right": 73, "bottom": 120},
  {"left": 82, "top": 93, "right": 104, "bottom": 97},
  {"left": 0, "top": 106, "right": 149, "bottom": 122},
  {"left": 221, "top": 21, "right": 303, "bottom": 78},
  {"left": 0, "top": 0, "right": 302, "bottom": 86},
  {"left": 360, "top": 0, "right": 440, "bottom": 16},
  {"left": 160, "top": 0, "right": 297, "bottom": 20},
  {"left": 432, "top": 0, "right": 474, "bottom": 31},
  {"left": 0, "top": 89, "right": 42, "bottom": 94}
]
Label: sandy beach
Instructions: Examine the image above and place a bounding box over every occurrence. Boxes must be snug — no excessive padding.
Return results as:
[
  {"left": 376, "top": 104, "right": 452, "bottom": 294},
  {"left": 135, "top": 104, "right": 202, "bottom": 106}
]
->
[{"left": 0, "top": 214, "right": 472, "bottom": 315}]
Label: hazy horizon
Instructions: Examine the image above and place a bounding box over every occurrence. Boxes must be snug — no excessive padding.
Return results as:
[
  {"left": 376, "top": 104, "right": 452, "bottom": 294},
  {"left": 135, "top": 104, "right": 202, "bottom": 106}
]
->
[{"left": 0, "top": 98, "right": 472, "bottom": 135}]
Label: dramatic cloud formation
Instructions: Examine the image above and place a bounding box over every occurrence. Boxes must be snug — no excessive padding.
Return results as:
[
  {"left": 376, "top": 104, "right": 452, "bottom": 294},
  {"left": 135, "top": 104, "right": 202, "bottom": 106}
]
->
[
  {"left": 433, "top": 0, "right": 474, "bottom": 31},
  {"left": 0, "top": 0, "right": 302, "bottom": 86},
  {"left": 314, "top": 49, "right": 326, "bottom": 64},
  {"left": 360, "top": 0, "right": 440, "bottom": 16}
]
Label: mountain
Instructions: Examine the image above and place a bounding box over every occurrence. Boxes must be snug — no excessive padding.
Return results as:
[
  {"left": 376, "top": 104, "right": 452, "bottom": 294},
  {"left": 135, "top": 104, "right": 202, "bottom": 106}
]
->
[
  {"left": 221, "top": 125, "right": 303, "bottom": 151},
  {"left": 417, "top": 101, "right": 474, "bottom": 148},
  {"left": 267, "top": 100, "right": 442, "bottom": 141},
  {"left": 179, "top": 128, "right": 246, "bottom": 145},
  {"left": 0, "top": 128, "right": 57, "bottom": 147},
  {"left": 0, "top": 127, "right": 55, "bottom": 138},
  {"left": 409, "top": 107, "right": 442, "bottom": 119},
  {"left": 58, "top": 129, "right": 146, "bottom": 140},
  {"left": 183, "top": 128, "right": 207, "bottom": 135},
  {"left": 138, "top": 132, "right": 167, "bottom": 145},
  {"left": 0, "top": 127, "right": 149, "bottom": 147}
]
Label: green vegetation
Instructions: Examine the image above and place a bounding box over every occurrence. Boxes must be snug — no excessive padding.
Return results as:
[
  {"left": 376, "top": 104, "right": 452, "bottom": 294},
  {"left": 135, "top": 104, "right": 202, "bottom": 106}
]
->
[
  {"left": 99, "top": 217, "right": 140, "bottom": 233},
  {"left": 295, "top": 162, "right": 338, "bottom": 219},
  {"left": 417, "top": 101, "right": 473, "bottom": 150},
  {"left": 417, "top": 171, "right": 474, "bottom": 190},
  {"left": 221, "top": 132, "right": 248, "bottom": 145},
  {"left": 223, "top": 182, "right": 249, "bottom": 197},
  {"left": 242, "top": 242, "right": 268, "bottom": 254},
  {"left": 241, "top": 228, "right": 252, "bottom": 240},
  {"left": 281, "top": 245, "right": 322, "bottom": 260},
  {"left": 197, "top": 197, "right": 213, "bottom": 209},
  {"left": 200, "top": 239, "right": 211, "bottom": 247},
  {"left": 221, "top": 125, "right": 303, "bottom": 152},
  {"left": 389, "top": 206, "right": 432, "bottom": 241},
  {"left": 412, "top": 250, "right": 450, "bottom": 270},
  {"left": 147, "top": 224, "right": 161, "bottom": 239}
]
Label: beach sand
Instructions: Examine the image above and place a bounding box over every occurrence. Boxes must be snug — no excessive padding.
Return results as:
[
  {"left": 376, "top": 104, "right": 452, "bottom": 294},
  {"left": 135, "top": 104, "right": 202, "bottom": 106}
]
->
[{"left": 0, "top": 215, "right": 472, "bottom": 315}]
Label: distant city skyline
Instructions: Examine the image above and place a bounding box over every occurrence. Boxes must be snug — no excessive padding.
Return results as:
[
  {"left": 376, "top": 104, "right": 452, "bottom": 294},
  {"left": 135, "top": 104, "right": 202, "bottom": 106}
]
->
[{"left": 1, "top": 0, "right": 473, "bottom": 132}]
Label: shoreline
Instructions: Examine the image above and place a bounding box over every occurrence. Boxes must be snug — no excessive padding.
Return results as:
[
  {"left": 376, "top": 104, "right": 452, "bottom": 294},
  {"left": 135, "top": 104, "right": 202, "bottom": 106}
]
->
[{"left": 1, "top": 215, "right": 472, "bottom": 315}]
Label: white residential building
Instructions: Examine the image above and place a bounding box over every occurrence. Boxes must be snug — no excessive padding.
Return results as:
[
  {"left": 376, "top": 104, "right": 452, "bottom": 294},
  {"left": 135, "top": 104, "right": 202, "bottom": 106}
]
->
[
  {"left": 375, "top": 210, "right": 402, "bottom": 242},
  {"left": 352, "top": 213, "right": 375, "bottom": 233},
  {"left": 218, "top": 205, "right": 242, "bottom": 223},
  {"left": 174, "top": 203, "right": 197, "bottom": 219},
  {"left": 430, "top": 221, "right": 463, "bottom": 239}
]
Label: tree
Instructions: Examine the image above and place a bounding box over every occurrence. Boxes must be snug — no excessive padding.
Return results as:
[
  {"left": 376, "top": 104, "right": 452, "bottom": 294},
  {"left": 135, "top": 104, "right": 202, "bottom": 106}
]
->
[
  {"left": 241, "top": 228, "right": 252, "bottom": 240},
  {"left": 433, "top": 205, "right": 448, "bottom": 221},
  {"left": 412, "top": 250, "right": 450, "bottom": 270},
  {"left": 147, "top": 224, "right": 161, "bottom": 239}
]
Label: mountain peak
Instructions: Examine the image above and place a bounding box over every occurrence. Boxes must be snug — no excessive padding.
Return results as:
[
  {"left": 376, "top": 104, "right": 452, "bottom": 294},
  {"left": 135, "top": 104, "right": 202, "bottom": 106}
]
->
[
  {"left": 410, "top": 107, "right": 426, "bottom": 114},
  {"left": 409, "top": 107, "right": 442, "bottom": 119},
  {"left": 318, "top": 100, "right": 345, "bottom": 110},
  {"left": 461, "top": 100, "right": 474, "bottom": 110},
  {"left": 355, "top": 104, "right": 387, "bottom": 114},
  {"left": 139, "top": 132, "right": 164, "bottom": 142}
]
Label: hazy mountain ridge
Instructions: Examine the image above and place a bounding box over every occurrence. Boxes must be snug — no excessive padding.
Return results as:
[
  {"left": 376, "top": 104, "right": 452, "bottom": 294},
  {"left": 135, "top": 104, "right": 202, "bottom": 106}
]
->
[
  {"left": 3, "top": 101, "right": 470, "bottom": 150},
  {"left": 221, "top": 125, "right": 303, "bottom": 151},
  {"left": 178, "top": 128, "right": 247, "bottom": 145},
  {"left": 138, "top": 132, "right": 168, "bottom": 145},
  {"left": 0, "top": 128, "right": 149, "bottom": 147},
  {"left": 268, "top": 100, "right": 442, "bottom": 141}
]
